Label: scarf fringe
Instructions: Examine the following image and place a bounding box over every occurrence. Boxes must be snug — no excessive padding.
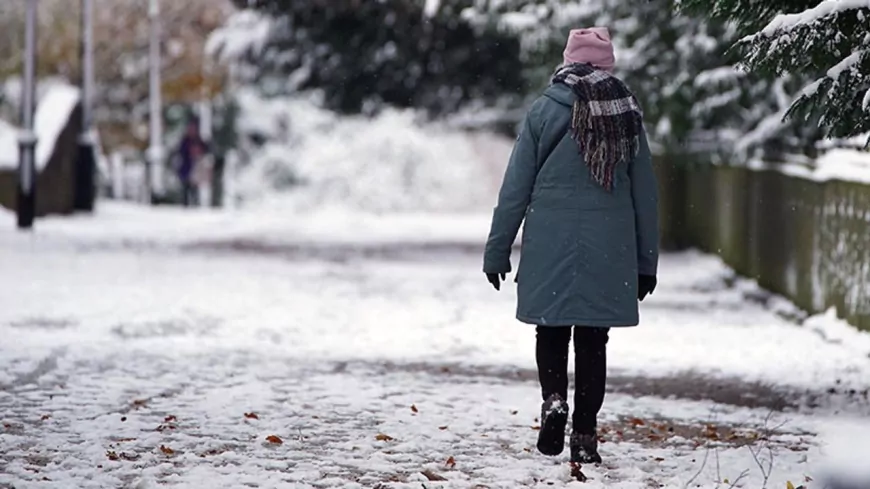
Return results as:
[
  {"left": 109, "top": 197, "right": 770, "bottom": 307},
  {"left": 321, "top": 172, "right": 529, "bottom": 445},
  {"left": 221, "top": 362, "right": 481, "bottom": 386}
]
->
[{"left": 554, "top": 63, "right": 643, "bottom": 192}]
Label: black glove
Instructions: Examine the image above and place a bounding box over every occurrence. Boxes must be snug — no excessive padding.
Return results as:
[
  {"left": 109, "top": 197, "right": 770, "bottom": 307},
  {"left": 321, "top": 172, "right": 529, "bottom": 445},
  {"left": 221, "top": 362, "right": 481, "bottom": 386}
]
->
[
  {"left": 486, "top": 273, "right": 506, "bottom": 291},
  {"left": 638, "top": 274, "right": 657, "bottom": 301}
]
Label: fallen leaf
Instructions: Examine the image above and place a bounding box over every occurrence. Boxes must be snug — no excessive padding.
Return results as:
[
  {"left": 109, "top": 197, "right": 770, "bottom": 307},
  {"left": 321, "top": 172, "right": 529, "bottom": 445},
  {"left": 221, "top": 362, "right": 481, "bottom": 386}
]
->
[
  {"left": 411, "top": 404, "right": 419, "bottom": 414},
  {"left": 421, "top": 469, "right": 447, "bottom": 481},
  {"left": 132, "top": 399, "right": 147, "bottom": 408},
  {"left": 510, "top": 410, "right": 518, "bottom": 415},
  {"left": 704, "top": 425, "right": 720, "bottom": 440},
  {"left": 116, "top": 438, "right": 136, "bottom": 443},
  {"left": 531, "top": 425, "right": 541, "bottom": 431},
  {"left": 2, "top": 424, "right": 10, "bottom": 429},
  {"left": 804, "top": 476, "right": 813, "bottom": 483},
  {"left": 523, "top": 447, "right": 531, "bottom": 452},
  {"left": 445, "top": 456, "right": 456, "bottom": 468},
  {"left": 438, "top": 426, "right": 448, "bottom": 431},
  {"left": 786, "top": 482, "right": 795, "bottom": 489},
  {"left": 654, "top": 457, "right": 665, "bottom": 462},
  {"left": 724, "top": 478, "right": 730, "bottom": 484},
  {"left": 159, "top": 445, "right": 175, "bottom": 455},
  {"left": 648, "top": 434, "right": 663, "bottom": 442},
  {"left": 265, "top": 435, "right": 283, "bottom": 444},
  {"left": 244, "top": 412, "right": 259, "bottom": 420},
  {"left": 629, "top": 417, "right": 645, "bottom": 427},
  {"left": 375, "top": 433, "right": 394, "bottom": 442},
  {"left": 40, "top": 415, "right": 51, "bottom": 421},
  {"left": 570, "top": 462, "right": 588, "bottom": 482},
  {"left": 106, "top": 451, "right": 119, "bottom": 461},
  {"left": 164, "top": 415, "right": 177, "bottom": 423}
]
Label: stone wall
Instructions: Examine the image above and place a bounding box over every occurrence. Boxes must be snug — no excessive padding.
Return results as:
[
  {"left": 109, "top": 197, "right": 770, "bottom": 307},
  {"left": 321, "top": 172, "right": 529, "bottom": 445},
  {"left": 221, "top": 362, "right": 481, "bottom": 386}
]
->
[{"left": 0, "top": 103, "right": 82, "bottom": 217}]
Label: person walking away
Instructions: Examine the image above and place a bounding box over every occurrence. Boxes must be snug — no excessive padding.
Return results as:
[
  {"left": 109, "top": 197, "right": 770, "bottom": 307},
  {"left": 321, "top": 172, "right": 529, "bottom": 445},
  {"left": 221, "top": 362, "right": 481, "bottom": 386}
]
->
[
  {"left": 482, "top": 27, "right": 659, "bottom": 464},
  {"left": 177, "top": 118, "right": 208, "bottom": 207}
]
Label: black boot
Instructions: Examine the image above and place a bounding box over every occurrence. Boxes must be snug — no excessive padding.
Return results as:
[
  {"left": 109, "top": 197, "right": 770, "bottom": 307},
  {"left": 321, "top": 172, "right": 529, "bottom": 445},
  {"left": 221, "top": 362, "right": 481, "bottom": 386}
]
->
[
  {"left": 570, "top": 432, "right": 602, "bottom": 464},
  {"left": 537, "top": 394, "right": 569, "bottom": 456}
]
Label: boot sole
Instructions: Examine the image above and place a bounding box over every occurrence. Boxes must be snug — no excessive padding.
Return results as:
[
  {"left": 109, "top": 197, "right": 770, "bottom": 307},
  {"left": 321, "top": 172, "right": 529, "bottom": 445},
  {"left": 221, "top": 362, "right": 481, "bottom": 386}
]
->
[{"left": 536, "top": 409, "right": 568, "bottom": 456}]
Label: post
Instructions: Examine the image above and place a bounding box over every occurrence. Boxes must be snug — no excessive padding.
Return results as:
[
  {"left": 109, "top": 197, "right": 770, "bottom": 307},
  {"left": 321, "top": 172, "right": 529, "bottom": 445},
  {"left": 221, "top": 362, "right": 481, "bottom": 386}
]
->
[
  {"left": 17, "top": 0, "right": 38, "bottom": 230},
  {"left": 110, "top": 152, "right": 124, "bottom": 199},
  {"left": 147, "top": 0, "right": 164, "bottom": 203},
  {"left": 199, "top": 58, "right": 214, "bottom": 208},
  {"left": 74, "top": 0, "right": 96, "bottom": 212}
]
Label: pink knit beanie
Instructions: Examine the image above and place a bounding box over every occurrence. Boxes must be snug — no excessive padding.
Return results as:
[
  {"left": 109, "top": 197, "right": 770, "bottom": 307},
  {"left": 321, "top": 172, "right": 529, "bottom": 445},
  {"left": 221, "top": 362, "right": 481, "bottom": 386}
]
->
[{"left": 562, "top": 27, "right": 615, "bottom": 72}]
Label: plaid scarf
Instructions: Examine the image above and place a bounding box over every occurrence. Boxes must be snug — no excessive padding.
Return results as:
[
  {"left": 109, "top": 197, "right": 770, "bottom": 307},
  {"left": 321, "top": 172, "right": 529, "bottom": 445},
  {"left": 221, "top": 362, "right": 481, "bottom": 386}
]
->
[{"left": 551, "top": 63, "right": 643, "bottom": 191}]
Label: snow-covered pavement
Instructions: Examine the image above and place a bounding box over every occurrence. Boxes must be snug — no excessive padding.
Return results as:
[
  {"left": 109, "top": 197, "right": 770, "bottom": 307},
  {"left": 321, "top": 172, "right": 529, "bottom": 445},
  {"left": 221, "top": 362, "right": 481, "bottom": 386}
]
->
[{"left": 2, "top": 204, "right": 870, "bottom": 488}]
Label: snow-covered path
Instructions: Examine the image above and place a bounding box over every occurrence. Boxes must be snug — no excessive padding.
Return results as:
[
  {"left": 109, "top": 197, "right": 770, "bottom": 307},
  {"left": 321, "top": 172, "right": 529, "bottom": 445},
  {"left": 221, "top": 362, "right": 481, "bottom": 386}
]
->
[{"left": 2, "top": 205, "right": 870, "bottom": 488}]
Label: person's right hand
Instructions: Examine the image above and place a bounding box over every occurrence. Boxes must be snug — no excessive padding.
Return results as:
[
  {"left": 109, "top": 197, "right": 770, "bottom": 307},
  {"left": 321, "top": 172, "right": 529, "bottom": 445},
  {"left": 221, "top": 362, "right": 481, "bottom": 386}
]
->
[{"left": 486, "top": 273, "right": 506, "bottom": 291}]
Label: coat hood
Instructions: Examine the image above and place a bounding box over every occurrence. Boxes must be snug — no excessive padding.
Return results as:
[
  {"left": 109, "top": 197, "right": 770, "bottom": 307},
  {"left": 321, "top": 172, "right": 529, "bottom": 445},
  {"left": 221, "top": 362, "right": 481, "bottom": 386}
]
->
[{"left": 543, "top": 83, "right": 576, "bottom": 108}]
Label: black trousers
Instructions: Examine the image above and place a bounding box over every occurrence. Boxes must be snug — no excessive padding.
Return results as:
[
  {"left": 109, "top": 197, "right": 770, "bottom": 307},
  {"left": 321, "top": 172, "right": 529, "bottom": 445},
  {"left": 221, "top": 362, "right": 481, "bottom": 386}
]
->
[{"left": 536, "top": 326, "right": 609, "bottom": 435}]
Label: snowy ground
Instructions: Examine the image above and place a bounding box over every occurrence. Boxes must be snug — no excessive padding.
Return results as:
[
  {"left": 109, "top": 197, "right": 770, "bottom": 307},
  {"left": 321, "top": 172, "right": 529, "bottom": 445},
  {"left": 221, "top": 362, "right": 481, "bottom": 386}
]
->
[{"left": 2, "top": 204, "right": 870, "bottom": 488}]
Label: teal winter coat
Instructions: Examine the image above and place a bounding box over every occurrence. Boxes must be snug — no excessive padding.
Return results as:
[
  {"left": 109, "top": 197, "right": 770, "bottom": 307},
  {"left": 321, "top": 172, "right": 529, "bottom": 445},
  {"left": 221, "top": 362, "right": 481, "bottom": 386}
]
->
[{"left": 483, "top": 83, "right": 659, "bottom": 327}]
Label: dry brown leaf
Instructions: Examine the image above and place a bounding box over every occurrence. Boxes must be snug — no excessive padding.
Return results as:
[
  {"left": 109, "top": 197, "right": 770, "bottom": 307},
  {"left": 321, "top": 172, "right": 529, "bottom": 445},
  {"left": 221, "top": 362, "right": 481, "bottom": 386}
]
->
[
  {"left": 445, "top": 456, "right": 456, "bottom": 468},
  {"left": 375, "top": 433, "right": 394, "bottom": 442},
  {"left": 531, "top": 425, "right": 541, "bottom": 431},
  {"left": 629, "top": 417, "right": 645, "bottom": 427},
  {"left": 411, "top": 404, "right": 419, "bottom": 414},
  {"left": 438, "top": 425, "right": 449, "bottom": 431},
  {"left": 244, "top": 412, "right": 259, "bottom": 420},
  {"left": 116, "top": 438, "right": 136, "bottom": 443},
  {"left": 106, "top": 451, "right": 119, "bottom": 461},
  {"left": 654, "top": 457, "right": 665, "bottom": 462},
  {"left": 41, "top": 415, "right": 51, "bottom": 421},
  {"left": 648, "top": 434, "right": 663, "bottom": 442},
  {"left": 159, "top": 445, "right": 175, "bottom": 455},
  {"left": 266, "top": 435, "right": 283, "bottom": 444},
  {"left": 569, "top": 462, "right": 588, "bottom": 482},
  {"left": 164, "top": 415, "right": 177, "bottom": 423},
  {"left": 421, "top": 469, "right": 447, "bottom": 482}
]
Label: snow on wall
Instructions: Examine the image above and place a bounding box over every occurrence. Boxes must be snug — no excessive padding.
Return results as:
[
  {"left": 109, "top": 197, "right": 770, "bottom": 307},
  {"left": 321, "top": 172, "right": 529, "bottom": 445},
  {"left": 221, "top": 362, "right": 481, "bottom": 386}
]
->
[
  {"left": 0, "top": 82, "right": 80, "bottom": 172},
  {"left": 744, "top": 149, "right": 870, "bottom": 185}
]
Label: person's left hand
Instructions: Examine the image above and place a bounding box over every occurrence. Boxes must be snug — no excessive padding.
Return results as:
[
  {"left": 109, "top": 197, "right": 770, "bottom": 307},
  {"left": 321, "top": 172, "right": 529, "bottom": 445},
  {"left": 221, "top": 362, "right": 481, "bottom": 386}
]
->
[
  {"left": 638, "top": 274, "right": 657, "bottom": 301},
  {"left": 486, "top": 273, "right": 506, "bottom": 291}
]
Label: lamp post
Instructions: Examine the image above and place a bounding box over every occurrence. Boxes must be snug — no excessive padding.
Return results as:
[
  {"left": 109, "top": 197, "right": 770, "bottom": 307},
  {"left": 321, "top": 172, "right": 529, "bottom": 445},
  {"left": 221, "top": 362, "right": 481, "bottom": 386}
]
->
[
  {"left": 146, "top": 0, "right": 164, "bottom": 203},
  {"left": 74, "top": 0, "right": 96, "bottom": 212},
  {"left": 17, "top": 0, "right": 38, "bottom": 229}
]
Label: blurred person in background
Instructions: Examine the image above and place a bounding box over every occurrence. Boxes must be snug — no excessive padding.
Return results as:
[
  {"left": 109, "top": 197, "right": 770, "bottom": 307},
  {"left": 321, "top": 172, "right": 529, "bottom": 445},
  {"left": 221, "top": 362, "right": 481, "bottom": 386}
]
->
[
  {"left": 176, "top": 116, "right": 209, "bottom": 207},
  {"left": 482, "top": 27, "right": 659, "bottom": 465}
]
